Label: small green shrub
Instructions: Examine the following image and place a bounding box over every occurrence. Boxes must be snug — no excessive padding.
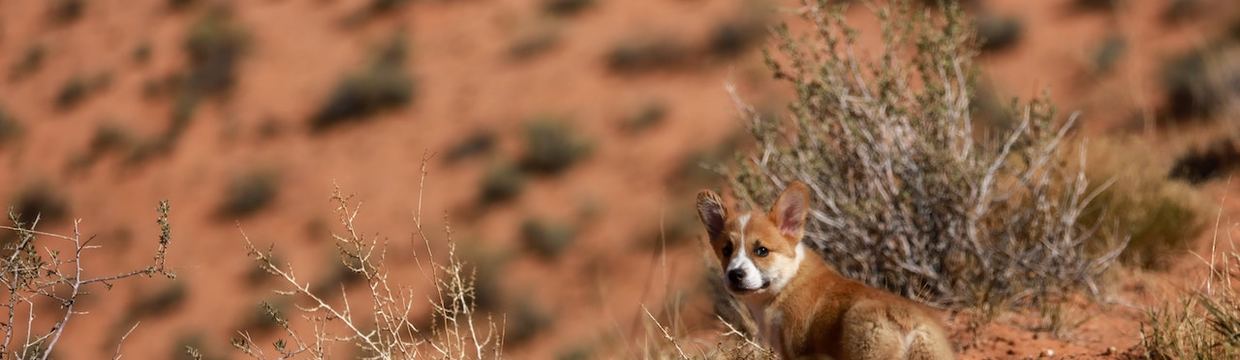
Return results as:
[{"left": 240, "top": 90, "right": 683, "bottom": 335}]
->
[
  {"left": 444, "top": 130, "right": 495, "bottom": 164},
  {"left": 1169, "top": 138, "right": 1240, "bottom": 184},
  {"left": 0, "top": 107, "right": 23, "bottom": 147},
  {"left": 460, "top": 243, "right": 509, "bottom": 311},
  {"left": 132, "top": 42, "right": 153, "bottom": 64},
  {"left": 130, "top": 281, "right": 188, "bottom": 317},
  {"left": 1160, "top": 46, "right": 1239, "bottom": 121},
  {"left": 619, "top": 101, "right": 667, "bottom": 134},
  {"left": 504, "top": 298, "right": 552, "bottom": 346},
  {"left": 975, "top": 13, "right": 1022, "bottom": 52},
  {"left": 708, "top": 15, "right": 768, "bottom": 58},
  {"left": 520, "top": 118, "right": 591, "bottom": 174},
  {"left": 49, "top": 0, "right": 84, "bottom": 23},
  {"left": 478, "top": 162, "right": 525, "bottom": 205},
  {"left": 521, "top": 218, "right": 575, "bottom": 260},
  {"left": 1091, "top": 34, "right": 1127, "bottom": 75},
  {"left": 369, "top": 0, "right": 410, "bottom": 13},
  {"left": 168, "top": 0, "right": 197, "bottom": 11},
  {"left": 544, "top": 0, "right": 594, "bottom": 16},
  {"left": 1162, "top": 0, "right": 1201, "bottom": 23},
  {"left": 217, "top": 170, "right": 279, "bottom": 218},
  {"left": 311, "top": 35, "right": 414, "bottom": 130},
  {"left": 606, "top": 36, "right": 689, "bottom": 73},
  {"left": 10, "top": 183, "right": 69, "bottom": 226},
  {"left": 183, "top": 7, "right": 247, "bottom": 97},
  {"left": 8, "top": 44, "right": 45, "bottom": 81},
  {"left": 509, "top": 24, "right": 561, "bottom": 61},
  {"left": 55, "top": 75, "right": 90, "bottom": 110},
  {"left": 1075, "top": 0, "right": 1121, "bottom": 11},
  {"left": 54, "top": 71, "right": 110, "bottom": 109}
]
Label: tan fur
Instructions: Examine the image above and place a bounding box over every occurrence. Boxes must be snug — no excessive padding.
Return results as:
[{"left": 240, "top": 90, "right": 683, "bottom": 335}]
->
[{"left": 697, "top": 182, "right": 954, "bottom": 360}]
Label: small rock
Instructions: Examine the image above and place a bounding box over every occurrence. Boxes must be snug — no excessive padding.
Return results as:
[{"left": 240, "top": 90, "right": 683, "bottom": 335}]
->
[
  {"left": 1040, "top": 349, "right": 1055, "bottom": 358},
  {"left": 1103, "top": 347, "right": 1116, "bottom": 355}
]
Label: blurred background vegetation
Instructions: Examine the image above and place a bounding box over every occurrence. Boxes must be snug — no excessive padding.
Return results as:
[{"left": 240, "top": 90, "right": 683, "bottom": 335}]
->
[{"left": 1, "top": 0, "right": 1239, "bottom": 358}]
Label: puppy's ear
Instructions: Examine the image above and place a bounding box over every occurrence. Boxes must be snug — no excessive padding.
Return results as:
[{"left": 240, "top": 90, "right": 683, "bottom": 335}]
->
[
  {"left": 769, "top": 181, "right": 810, "bottom": 242},
  {"left": 696, "top": 190, "right": 727, "bottom": 241}
]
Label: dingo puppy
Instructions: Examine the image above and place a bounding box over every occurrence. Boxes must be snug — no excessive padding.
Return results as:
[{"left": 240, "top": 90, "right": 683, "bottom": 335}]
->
[{"left": 696, "top": 182, "right": 953, "bottom": 359}]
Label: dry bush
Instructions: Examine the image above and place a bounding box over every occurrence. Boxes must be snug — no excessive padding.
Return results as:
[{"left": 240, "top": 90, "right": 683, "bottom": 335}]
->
[
  {"left": 726, "top": 0, "right": 1123, "bottom": 308},
  {"left": 1142, "top": 218, "right": 1240, "bottom": 359},
  {"left": 1083, "top": 138, "right": 1209, "bottom": 269},
  {"left": 0, "top": 106, "right": 22, "bottom": 147},
  {"left": 0, "top": 201, "right": 176, "bottom": 359},
  {"left": 234, "top": 156, "right": 502, "bottom": 359},
  {"left": 311, "top": 34, "right": 415, "bottom": 130}
]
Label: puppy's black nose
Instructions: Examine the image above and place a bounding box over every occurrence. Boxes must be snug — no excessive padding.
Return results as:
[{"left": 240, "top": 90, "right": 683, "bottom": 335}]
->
[{"left": 727, "top": 269, "right": 745, "bottom": 284}]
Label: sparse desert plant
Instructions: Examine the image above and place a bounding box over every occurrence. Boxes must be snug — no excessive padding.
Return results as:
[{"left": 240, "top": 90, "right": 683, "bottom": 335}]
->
[
  {"left": 1075, "top": 0, "right": 1121, "bottom": 11},
  {"left": 708, "top": 12, "right": 769, "bottom": 58},
  {"left": 9, "top": 183, "right": 69, "bottom": 226},
  {"left": 1169, "top": 138, "right": 1240, "bottom": 184},
  {"left": 478, "top": 162, "right": 525, "bottom": 205},
  {"left": 508, "top": 23, "right": 561, "bottom": 61},
  {"left": 126, "top": 280, "right": 188, "bottom": 318},
  {"left": 444, "top": 130, "right": 496, "bottom": 165},
  {"left": 54, "top": 73, "right": 108, "bottom": 110},
  {"left": 975, "top": 13, "right": 1022, "bottom": 53},
  {"left": 1083, "top": 138, "right": 1208, "bottom": 269},
  {"left": 0, "top": 201, "right": 176, "bottom": 359},
  {"left": 727, "top": 0, "right": 1123, "bottom": 307},
  {"left": 1162, "top": 0, "right": 1201, "bottom": 24},
  {"left": 619, "top": 101, "right": 667, "bottom": 135},
  {"left": 133, "top": 41, "right": 153, "bottom": 64},
  {"left": 8, "top": 44, "right": 45, "bottom": 81},
  {"left": 369, "top": 0, "right": 411, "bottom": 13},
  {"left": 217, "top": 169, "right": 279, "bottom": 218},
  {"left": 168, "top": 0, "right": 197, "bottom": 11},
  {"left": 503, "top": 298, "right": 551, "bottom": 346},
  {"left": 1160, "top": 45, "right": 1240, "bottom": 121},
  {"left": 520, "top": 217, "right": 576, "bottom": 260},
  {"left": 1091, "top": 34, "right": 1127, "bottom": 75},
  {"left": 235, "top": 158, "right": 502, "bottom": 359},
  {"left": 311, "top": 34, "right": 415, "bottom": 130},
  {"left": 49, "top": 0, "right": 84, "bottom": 23},
  {"left": 544, "top": 0, "right": 594, "bottom": 17},
  {"left": 606, "top": 36, "right": 690, "bottom": 73},
  {"left": 520, "top": 118, "right": 591, "bottom": 175},
  {"left": 54, "top": 74, "right": 90, "bottom": 109},
  {"left": 0, "top": 106, "right": 23, "bottom": 147},
  {"left": 184, "top": 6, "right": 247, "bottom": 97},
  {"left": 1141, "top": 221, "right": 1240, "bottom": 359}
]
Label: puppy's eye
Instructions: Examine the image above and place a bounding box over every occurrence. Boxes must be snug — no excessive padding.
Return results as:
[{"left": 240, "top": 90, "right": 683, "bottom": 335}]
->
[
  {"left": 755, "top": 246, "right": 769, "bottom": 257},
  {"left": 722, "top": 243, "right": 734, "bottom": 257}
]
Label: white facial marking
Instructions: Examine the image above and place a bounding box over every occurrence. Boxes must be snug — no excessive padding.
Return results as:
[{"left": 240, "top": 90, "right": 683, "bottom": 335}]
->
[
  {"left": 766, "top": 243, "right": 806, "bottom": 293},
  {"left": 726, "top": 214, "right": 764, "bottom": 291}
]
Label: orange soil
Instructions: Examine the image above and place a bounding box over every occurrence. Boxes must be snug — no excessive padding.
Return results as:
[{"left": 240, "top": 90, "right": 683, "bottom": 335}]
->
[{"left": 0, "top": 0, "right": 1236, "bottom": 359}]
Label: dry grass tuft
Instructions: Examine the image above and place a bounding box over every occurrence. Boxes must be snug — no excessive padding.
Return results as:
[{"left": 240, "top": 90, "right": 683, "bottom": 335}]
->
[
  {"left": 1142, "top": 206, "right": 1240, "bottom": 359},
  {"left": 235, "top": 155, "right": 502, "bottom": 359}
]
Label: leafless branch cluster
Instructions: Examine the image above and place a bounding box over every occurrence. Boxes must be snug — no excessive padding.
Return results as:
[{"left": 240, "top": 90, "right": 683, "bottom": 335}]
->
[
  {"left": 0, "top": 201, "right": 176, "bottom": 359},
  {"left": 235, "top": 154, "right": 502, "bottom": 359},
  {"left": 726, "top": 0, "right": 1125, "bottom": 308}
]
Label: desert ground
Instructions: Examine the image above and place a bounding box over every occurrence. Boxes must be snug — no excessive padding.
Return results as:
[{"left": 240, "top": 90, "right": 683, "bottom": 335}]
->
[{"left": 2, "top": 0, "right": 1240, "bottom": 359}]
